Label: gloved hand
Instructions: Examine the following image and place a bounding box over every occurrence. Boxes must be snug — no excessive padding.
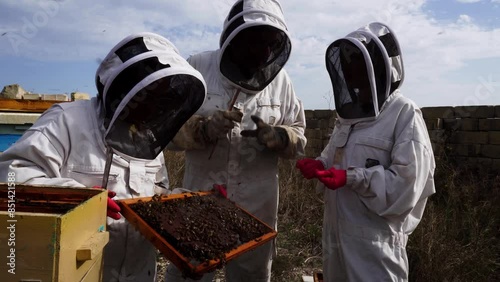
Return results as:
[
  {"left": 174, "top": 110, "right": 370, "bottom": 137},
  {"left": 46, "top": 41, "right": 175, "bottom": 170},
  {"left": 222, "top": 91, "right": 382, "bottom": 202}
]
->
[
  {"left": 241, "top": 115, "right": 289, "bottom": 150},
  {"left": 296, "top": 158, "right": 324, "bottom": 179},
  {"left": 203, "top": 110, "right": 243, "bottom": 142},
  {"left": 212, "top": 184, "right": 227, "bottom": 198},
  {"left": 93, "top": 186, "right": 121, "bottom": 220},
  {"left": 315, "top": 168, "right": 347, "bottom": 190}
]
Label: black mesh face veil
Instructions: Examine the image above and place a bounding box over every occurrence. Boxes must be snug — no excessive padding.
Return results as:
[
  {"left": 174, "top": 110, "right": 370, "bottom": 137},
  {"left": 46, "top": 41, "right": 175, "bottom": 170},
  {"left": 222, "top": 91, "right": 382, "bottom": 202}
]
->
[
  {"left": 96, "top": 32, "right": 207, "bottom": 160},
  {"left": 363, "top": 22, "right": 405, "bottom": 95},
  {"left": 220, "top": 25, "right": 291, "bottom": 91},
  {"left": 364, "top": 38, "right": 388, "bottom": 113},
  {"left": 378, "top": 32, "right": 401, "bottom": 93},
  {"left": 105, "top": 74, "right": 205, "bottom": 160},
  {"left": 104, "top": 56, "right": 171, "bottom": 125},
  {"left": 325, "top": 39, "right": 376, "bottom": 119}
]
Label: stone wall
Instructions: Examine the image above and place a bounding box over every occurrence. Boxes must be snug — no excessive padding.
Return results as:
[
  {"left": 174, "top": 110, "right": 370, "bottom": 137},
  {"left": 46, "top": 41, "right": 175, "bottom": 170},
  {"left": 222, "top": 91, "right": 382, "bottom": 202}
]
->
[
  {"left": 0, "top": 84, "right": 90, "bottom": 101},
  {"left": 303, "top": 110, "right": 337, "bottom": 157},
  {"left": 304, "top": 105, "right": 500, "bottom": 170}
]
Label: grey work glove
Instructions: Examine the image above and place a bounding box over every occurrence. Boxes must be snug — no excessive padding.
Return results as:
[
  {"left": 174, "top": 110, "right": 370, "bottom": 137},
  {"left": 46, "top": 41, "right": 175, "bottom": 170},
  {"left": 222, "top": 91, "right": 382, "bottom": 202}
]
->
[
  {"left": 240, "top": 115, "right": 289, "bottom": 150},
  {"left": 203, "top": 110, "right": 243, "bottom": 142}
]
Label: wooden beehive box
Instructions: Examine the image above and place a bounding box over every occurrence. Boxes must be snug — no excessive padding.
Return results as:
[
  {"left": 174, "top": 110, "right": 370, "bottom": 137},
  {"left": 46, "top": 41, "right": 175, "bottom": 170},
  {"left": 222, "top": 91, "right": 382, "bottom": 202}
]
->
[
  {"left": 0, "top": 184, "right": 109, "bottom": 282},
  {"left": 117, "top": 192, "right": 277, "bottom": 279}
]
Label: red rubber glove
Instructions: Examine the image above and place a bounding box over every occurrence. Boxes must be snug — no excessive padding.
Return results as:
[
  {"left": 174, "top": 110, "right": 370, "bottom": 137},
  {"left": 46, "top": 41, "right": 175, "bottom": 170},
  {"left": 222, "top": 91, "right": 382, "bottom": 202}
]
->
[
  {"left": 93, "top": 186, "right": 121, "bottom": 220},
  {"left": 296, "top": 158, "right": 325, "bottom": 179},
  {"left": 213, "top": 184, "right": 227, "bottom": 198},
  {"left": 315, "top": 168, "right": 347, "bottom": 190}
]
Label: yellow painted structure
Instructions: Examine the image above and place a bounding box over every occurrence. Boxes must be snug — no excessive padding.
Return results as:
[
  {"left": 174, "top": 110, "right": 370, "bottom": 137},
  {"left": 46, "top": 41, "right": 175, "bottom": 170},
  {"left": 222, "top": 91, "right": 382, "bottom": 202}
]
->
[{"left": 0, "top": 185, "right": 109, "bottom": 281}]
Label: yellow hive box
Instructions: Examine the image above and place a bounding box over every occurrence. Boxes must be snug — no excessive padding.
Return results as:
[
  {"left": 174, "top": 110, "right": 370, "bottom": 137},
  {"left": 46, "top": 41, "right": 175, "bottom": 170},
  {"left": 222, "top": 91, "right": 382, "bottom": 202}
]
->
[{"left": 0, "top": 184, "right": 109, "bottom": 282}]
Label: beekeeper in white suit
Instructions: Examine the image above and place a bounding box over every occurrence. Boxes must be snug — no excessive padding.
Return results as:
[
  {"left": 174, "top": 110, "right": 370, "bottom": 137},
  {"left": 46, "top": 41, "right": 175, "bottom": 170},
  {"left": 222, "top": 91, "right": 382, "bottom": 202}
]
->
[
  {"left": 165, "top": 0, "right": 306, "bottom": 281},
  {"left": 0, "top": 32, "right": 207, "bottom": 281},
  {"left": 296, "top": 22, "right": 436, "bottom": 281}
]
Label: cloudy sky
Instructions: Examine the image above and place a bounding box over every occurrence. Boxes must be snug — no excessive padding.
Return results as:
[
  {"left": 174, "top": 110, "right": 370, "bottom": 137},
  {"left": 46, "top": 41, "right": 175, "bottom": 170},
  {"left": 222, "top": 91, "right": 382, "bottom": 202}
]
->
[{"left": 0, "top": 0, "right": 499, "bottom": 109}]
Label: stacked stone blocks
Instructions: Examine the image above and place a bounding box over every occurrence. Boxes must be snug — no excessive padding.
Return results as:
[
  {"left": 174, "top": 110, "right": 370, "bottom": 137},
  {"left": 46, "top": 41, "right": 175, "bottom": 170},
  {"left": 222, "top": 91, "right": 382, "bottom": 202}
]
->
[{"left": 304, "top": 105, "right": 500, "bottom": 170}]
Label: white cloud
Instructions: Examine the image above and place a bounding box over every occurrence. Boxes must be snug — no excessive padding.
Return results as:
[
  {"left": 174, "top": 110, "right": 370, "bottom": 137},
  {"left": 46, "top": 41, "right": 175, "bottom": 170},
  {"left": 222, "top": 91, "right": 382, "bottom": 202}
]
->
[
  {"left": 456, "top": 0, "right": 481, "bottom": 3},
  {"left": 457, "top": 14, "right": 473, "bottom": 24},
  {"left": 0, "top": 0, "right": 499, "bottom": 109},
  {"left": 0, "top": 0, "right": 227, "bottom": 60},
  {"left": 280, "top": 0, "right": 500, "bottom": 108}
]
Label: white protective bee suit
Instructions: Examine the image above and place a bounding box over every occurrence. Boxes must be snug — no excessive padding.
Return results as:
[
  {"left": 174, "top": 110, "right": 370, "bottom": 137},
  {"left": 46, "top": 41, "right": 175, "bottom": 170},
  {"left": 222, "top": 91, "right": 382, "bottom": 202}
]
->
[
  {"left": 318, "top": 23, "right": 436, "bottom": 281},
  {"left": 165, "top": 0, "right": 306, "bottom": 281},
  {"left": 0, "top": 33, "right": 206, "bottom": 282}
]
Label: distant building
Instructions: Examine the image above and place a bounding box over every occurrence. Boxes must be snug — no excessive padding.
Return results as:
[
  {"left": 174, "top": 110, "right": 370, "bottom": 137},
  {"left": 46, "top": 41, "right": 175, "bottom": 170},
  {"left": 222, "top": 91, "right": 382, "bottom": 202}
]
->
[{"left": 0, "top": 84, "right": 90, "bottom": 152}]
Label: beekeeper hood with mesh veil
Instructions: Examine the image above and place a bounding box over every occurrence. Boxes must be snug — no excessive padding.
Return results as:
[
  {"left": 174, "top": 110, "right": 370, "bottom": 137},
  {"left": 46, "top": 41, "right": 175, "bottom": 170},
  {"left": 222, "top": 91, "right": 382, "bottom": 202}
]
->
[
  {"left": 96, "top": 32, "right": 206, "bottom": 165},
  {"left": 0, "top": 32, "right": 207, "bottom": 282},
  {"left": 316, "top": 23, "right": 435, "bottom": 281},
  {"left": 217, "top": 0, "right": 291, "bottom": 94},
  {"left": 164, "top": 1, "right": 307, "bottom": 281},
  {"left": 326, "top": 22, "right": 404, "bottom": 120},
  {"left": 94, "top": 32, "right": 206, "bottom": 281}
]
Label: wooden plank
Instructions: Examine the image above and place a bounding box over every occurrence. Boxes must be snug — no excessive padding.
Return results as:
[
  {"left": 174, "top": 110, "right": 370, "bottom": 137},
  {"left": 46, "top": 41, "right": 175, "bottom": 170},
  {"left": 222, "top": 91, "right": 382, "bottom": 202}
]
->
[
  {"left": 0, "top": 202, "right": 77, "bottom": 214},
  {"left": 0, "top": 112, "right": 41, "bottom": 124},
  {"left": 314, "top": 272, "right": 324, "bottom": 282},
  {"left": 0, "top": 98, "right": 68, "bottom": 113},
  {"left": 0, "top": 185, "right": 102, "bottom": 214},
  {"left": 80, "top": 253, "right": 104, "bottom": 282},
  {"left": 57, "top": 189, "right": 107, "bottom": 281},
  {"left": 0, "top": 212, "right": 59, "bottom": 282},
  {"left": 76, "top": 232, "right": 109, "bottom": 261},
  {"left": 0, "top": 185, "right": 101, "bottom": 202}
]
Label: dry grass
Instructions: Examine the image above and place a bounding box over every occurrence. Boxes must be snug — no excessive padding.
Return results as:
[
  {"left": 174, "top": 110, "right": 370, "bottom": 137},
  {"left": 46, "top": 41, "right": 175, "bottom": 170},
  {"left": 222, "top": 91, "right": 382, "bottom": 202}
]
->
[
  {"left": 158, "top": 151, "right": 500, "bottom": 281},
  {"left": 272, "top": 159, "right": 323, "bottom": 281},
  {"left": 407, "top": 156, "right": 500, "bottom": 281}
]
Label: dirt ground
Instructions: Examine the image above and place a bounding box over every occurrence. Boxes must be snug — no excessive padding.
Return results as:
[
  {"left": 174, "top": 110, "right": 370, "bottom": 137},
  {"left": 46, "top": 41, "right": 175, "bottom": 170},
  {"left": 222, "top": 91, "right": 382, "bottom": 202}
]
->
[
  {"left": 155, "top": 254, "right": 226, "bottom": 281},
  {"left": 155, "top": 251, "right": 321, "bottom": 282}
]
